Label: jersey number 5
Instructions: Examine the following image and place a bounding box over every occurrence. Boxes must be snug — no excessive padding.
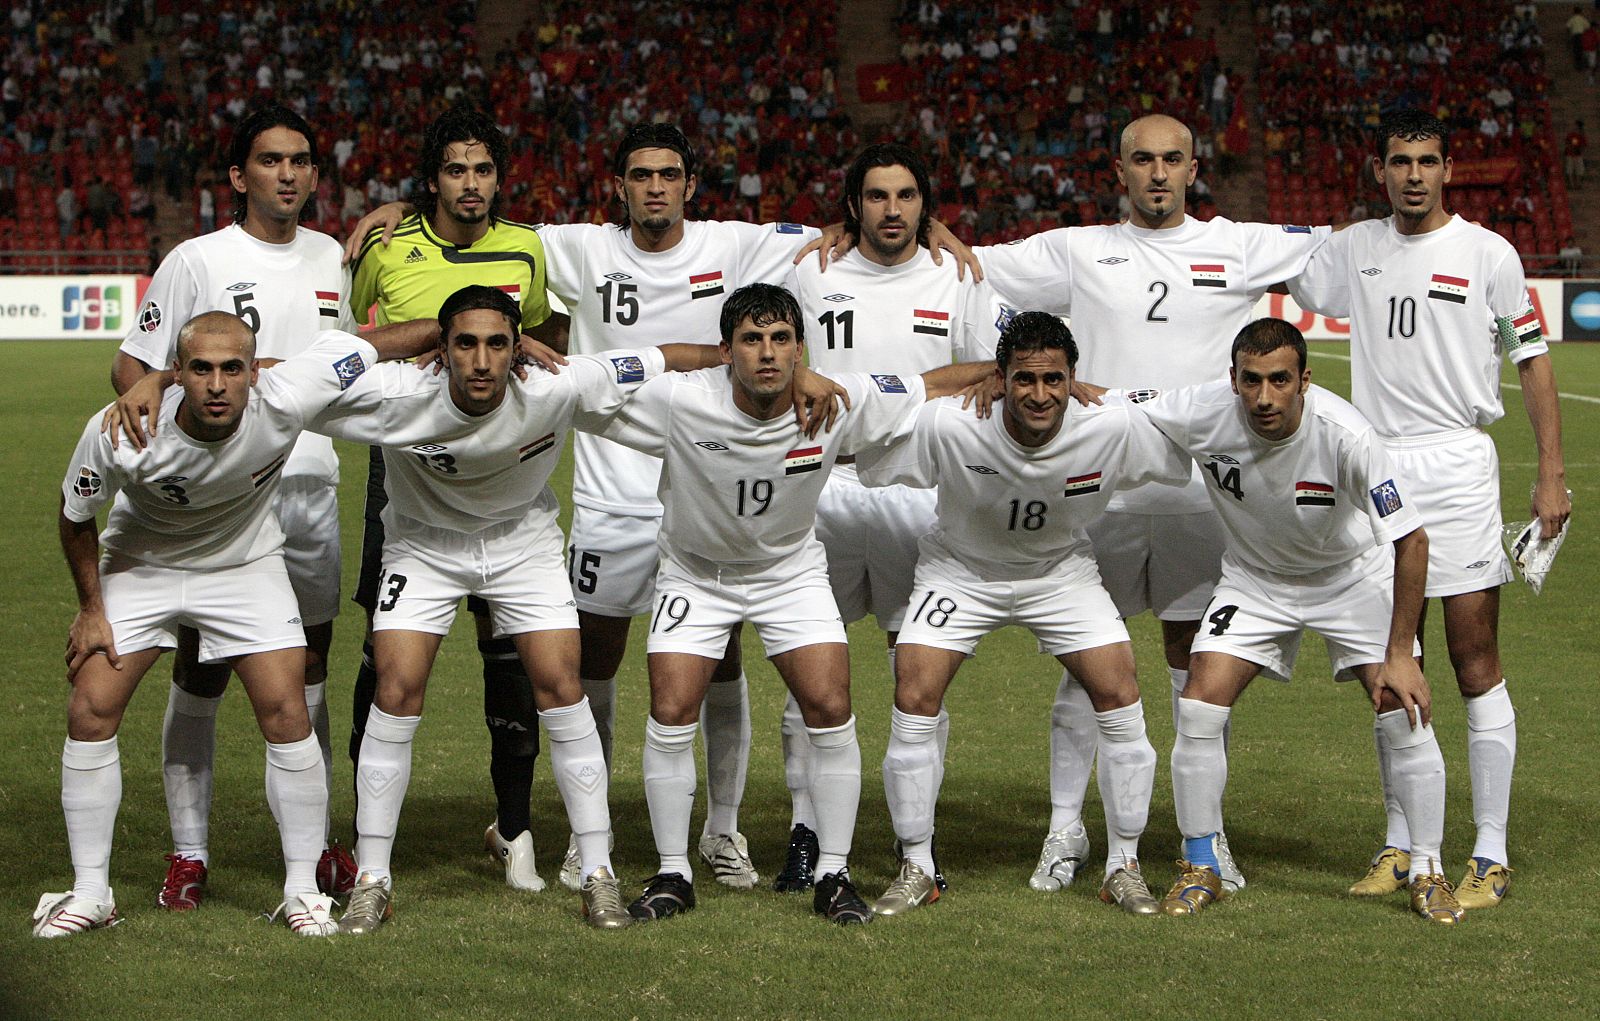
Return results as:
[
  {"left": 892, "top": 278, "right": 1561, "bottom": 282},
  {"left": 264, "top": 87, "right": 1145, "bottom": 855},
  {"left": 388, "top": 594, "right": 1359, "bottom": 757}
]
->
[{"left": 232, "top": 291, "right": 261, "bottom": 334}]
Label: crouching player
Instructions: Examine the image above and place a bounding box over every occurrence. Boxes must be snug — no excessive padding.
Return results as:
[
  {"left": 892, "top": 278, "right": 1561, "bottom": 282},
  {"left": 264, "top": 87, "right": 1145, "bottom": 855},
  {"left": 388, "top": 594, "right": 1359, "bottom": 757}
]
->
[
  {"left": 300, "top": 285, "right": 752, "bottom": 933},
  {"left": 858, "top": 312, "right": 1192, "bottom": 916},
  {"left": 597, "top": 283, "right": 993, "bottom": 925},
  {"left": 1133, "top": 319, "right": 1459, "bottom": 924},
  {"left": 39, "top": 312, "right": 411, "bottom": 938}
]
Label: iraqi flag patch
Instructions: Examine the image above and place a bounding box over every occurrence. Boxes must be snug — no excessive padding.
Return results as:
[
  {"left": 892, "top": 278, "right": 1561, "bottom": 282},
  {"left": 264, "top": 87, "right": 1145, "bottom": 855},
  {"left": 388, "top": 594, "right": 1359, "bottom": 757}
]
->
[
  {"left": 689, "top": 271, "right": 725, "bottom": 299},
  {"left": 1427, "top": 274, "right": 1468, "bottom": 304},
  {"left": 1497, "top": 306, "right": 1542, "bottom": 353},
  {"left": 316, "top": 291, "right": 340, "bottom": 319},
  {"left": 496, "top": 284, "right": 522, "bottom": 300},
  {"left": 912, "top": 309, "right": 950, "bottom": 337},
  {"left": 1295, "top": 481, "right": 1335, "bottom": 506},
  {"left": 520, "top": 432, "right": 556, "bottom": 462},
  {"left": 1063, "top": 471, "right": 1103, "bottom": 497},
  {"left": 784, "top": 445, "right": 823, "bottom": 475},
  {"left": 1190, "top": 264, "right": 1226, "bottom": 288}
]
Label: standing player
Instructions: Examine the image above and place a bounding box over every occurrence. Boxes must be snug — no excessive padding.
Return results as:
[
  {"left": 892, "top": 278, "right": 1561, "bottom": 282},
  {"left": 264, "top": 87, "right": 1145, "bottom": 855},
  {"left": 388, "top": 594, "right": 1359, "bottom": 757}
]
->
[
  {"left": 40, "top": 312, "right": 424, "bottom": 938},
  {"left": 780, "top": 142, "right": 997, "bottom": 891},
  {"left": 111, "top": 105, "right": 365, "bottom": 908},
  {"left": 975, "top": 114, "right": 1333, "bottom": 893},
  {"left": 304, "top": 286, "right": 731, "bottom": 933},
  {"left": 859, "top": 313, "right": 1190, "bottom": 917},
  {"left": 1128, "top": 319, "right": 1456, "bottom": 924},
  {"left": 596, "top": 284, "right": 992, "bottom": 925},
  {"left": 346, "top": 107, "right": 559, "bottom": 892},
  {"left": 1289, "top": 110, "right": 1570, "bottom": 908}
]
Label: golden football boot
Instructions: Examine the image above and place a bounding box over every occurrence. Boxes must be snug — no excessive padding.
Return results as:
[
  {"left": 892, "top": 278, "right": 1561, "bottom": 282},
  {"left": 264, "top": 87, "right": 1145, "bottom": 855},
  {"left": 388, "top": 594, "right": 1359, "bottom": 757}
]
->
[
  {"left": 1161, "top": 860, "right": 1224, "bottom": 917},
  {"left": 1349, "top": 846, "right": 1411, "bottom": 896},
  {"left": 1455, "top": 858, "right": 1512, "bottom": 910},
  {"left": 1408, "top": 871, "right": 1465, "bottom": 925}
]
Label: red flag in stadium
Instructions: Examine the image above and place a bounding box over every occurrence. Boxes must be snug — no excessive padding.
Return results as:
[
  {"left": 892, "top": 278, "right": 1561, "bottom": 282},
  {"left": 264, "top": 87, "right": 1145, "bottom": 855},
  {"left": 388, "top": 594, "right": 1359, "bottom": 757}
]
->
[{"left": 857, "top": 62, "right": 910, "bottom": 103}]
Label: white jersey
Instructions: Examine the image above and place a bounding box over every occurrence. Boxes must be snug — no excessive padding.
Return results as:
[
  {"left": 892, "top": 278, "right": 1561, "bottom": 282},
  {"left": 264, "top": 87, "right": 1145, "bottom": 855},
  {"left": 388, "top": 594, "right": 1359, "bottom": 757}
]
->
[
  {"left": 310, "top": 348, "right": 665, "bottom": 541},
  {"left": 1134, "top": 381, "right": 1423, "bottom": 576},
  {"left": 786, "top": 246, "right": 999, "bottom": 375},
  {"left": 856, "top": 396, "right": 1191, "bottom": 582},
  {"left": 120, "top": 224, "right": 359, "bottom": 484},
  {"left": 539, "top": 219, "right": 823, "bottom": 517},
  {"left": 63, "top": 333, "right": 377, "bottom": 570},
  {"left": 1287, "top": 214, "right": 1546, "bottom": 436},
  {"left": 978, "top": 216, "right": 1332, "bottom": 513},
  {"left": 598, "top": 368, "right": 925, "bottom": 566}
]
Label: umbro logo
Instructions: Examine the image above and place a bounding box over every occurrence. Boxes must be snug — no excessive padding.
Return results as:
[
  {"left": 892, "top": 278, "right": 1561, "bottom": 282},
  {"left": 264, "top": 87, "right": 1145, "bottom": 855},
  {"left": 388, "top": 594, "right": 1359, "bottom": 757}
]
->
[
  {"left": 288, "top": 616, "right": 302, "bottom": 625},
  {"left": 153, "top": 475, "right": 188, "bottom": 484},
  {"left": 1125, "top": 388, "right": 1159, "bottom": 403},
  {"left": 604, "top": 271, "right": 633, "bottom": 281},
  {"left": 226, "top": 281, "right": 255, "bottom": 291},
  {"left": 413, "top": 443, "right": 447, "bottom": 453},
  {"left": 1361, "top": 267, "right": 1382, "bottom": 276},
  {"left": 1208, "top": 453, "right": 1239, "bottom": 464},
  {"left": 1097, "top": 257, "right": 1128, "bottom": 265},
  {"left": 966, "top": 464, "right": 999, "bottom": 474},
  {"left": 404, "top": 246, "right": 427, "bottom": 264},
  {"left": 1466, "top": 560, "right": 1491, "bottom": 569},
  {"left": 695, "top": 441, "right": 729, "bottom": 451},
  {"left": 823, "top": 293, "right": 853, "bottom": 302}
]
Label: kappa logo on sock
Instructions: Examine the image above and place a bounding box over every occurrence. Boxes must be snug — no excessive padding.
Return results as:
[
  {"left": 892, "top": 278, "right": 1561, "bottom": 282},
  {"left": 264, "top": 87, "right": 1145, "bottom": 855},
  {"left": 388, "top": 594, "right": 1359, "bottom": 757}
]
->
[
  {"left": 570, "top": 764, "right": 604, "bottom": 793},
  {"left": 361, "top": 767, "right": 398, "bottom": 796}
]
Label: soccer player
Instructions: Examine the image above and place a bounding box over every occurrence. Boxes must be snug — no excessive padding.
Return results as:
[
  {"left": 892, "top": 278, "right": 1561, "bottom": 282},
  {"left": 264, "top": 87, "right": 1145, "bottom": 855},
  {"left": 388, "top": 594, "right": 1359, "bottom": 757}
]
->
[
  {"left": 974, "top": 114, "right": 1333, "bottom": 893},
  {"left": 40, "top": 312, "right": 423, "bottom": 938},
  {"left": 302, "top": 285, "right": 739, "bottom": 933},
  {"left": 1128, "top": 319, "right": 1456, "bottom": 924},
  {"left": 108, "top": 105, "right": 368, "bottom": 908},
  {"left": 1288, "top": 110, "right": 1570, "bottom": 909},
  {"left": 595, "top": 284, "right": 992, "bottom": 925},
  {"left": 860, "top": 312, "right": 1190, "bottom": 917},
  {"left": 346, "top": 107, "right": 560, "bottom": 893},
  {"left": 780, "top": 142, "right": 998, "bottom": 892}
]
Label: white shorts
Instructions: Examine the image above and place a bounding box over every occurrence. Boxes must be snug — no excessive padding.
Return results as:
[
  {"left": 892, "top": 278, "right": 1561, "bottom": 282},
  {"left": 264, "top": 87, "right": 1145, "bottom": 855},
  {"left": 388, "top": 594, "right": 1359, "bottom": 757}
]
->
[
  {"left": 276, "top": 478, "right": 341, "bottom": 626},
  {"left": 1189, "top": 547, "right": 1412, "bottom": 682},
  {"left": 815, "top": 467, "right": 934, "bottom": 631},
  {"left": 100, "top": 552, "right": 306, "bottom": 664},
  {"left": 896, "top": 552, "right": 1130, "bottom": 657},
  {"left": 567, "top": 504, "right": 661, "bottom": 617},
  {"left": 1384, "top": 429, "right": 1513, "bottom": 598},
  {"left": 1088, "top": 508, "right": 1224, "bottom": 621},
  {"left": 372, "top": 520, "right": 578, "bottom": 638},
  {"left": 646, "top": 541, "right": 847, "bottom": 659}
]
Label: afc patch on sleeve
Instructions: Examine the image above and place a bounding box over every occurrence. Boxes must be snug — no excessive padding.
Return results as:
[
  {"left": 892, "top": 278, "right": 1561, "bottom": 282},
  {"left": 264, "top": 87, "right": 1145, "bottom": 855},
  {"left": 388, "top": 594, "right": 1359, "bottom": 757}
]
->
[
  {"left": 776, "top": 222, "right": 804, "bottom": 234},
  {"left": 1282, "top": 225, "right": 1311, "bottom": 234},
  {"left": 610, "top": 354, "right": 645, "bottom": 383},
  {"left": 1369, "top": 479, "right": 1404, "bottom": 518},
  {"left": 137, "top": 300, "right": 162, "bottom": 333},
  {"left": 332, "top": 352, "right": 368, "bottom": 390},
  {"left": 994, "top": 303, "right": 1019, "bottom": 333},
  {"left": 73, "top": 466, "right": 103, "bottom": 498},
  {"left": 872, "top": 373, "right": 908, "bottom": 394}
]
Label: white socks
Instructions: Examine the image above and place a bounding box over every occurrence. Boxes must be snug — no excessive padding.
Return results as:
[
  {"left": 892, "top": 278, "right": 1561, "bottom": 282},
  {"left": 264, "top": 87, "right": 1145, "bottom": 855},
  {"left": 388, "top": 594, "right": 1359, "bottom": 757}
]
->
[
  {"left": 781, "top": 695, "right": 815, "bottom": 829},
  {"left": 541, "top": 698, "right": 612, "bottom": 882},
  {"left": 354, "top": 707, "right": 420, "bottom": 883},
  {"left": 580, "top": 675, "right": 616, "bottom": 770},
  {"left": 882, "top": 707, "right": 943, "bottom": 873},
  {"left": 643, "top": 716, "right": 698, "bottom": 881},
  {"left": 701, "top": 673, "right": 750, "bottom": 838},
  {"left": 162, "top": 683, "right": 220, "bottom": 865},
  {"left": 808, "top": 716, "right": 861, "bottom": 878},
  {"left": 1372, "top": 715, "right": 1412, "bottom": 851},
  {"left": 1465, "top": 680, "right": 1516, "bottom": 864},
  {"left": 304, "top": 678, "right": 332, "bottom": 836},
  {"left": 1171, "top": 698, "right": 1232, "bottom": 840},
  {"left": 62, "top": 736, "right": 121, "bottom": 902},
  {"left": 1376, "top": 708, "right": 1446, "bottom": 881},
  {"left": 1096, "top": 702, "right": 1155, "bottom": 876},
  {"left": 265, "top": 734, "right": 327, "bottom": 898},
  {"left": 1048, "top": 670, "right": 1096, "bottom": 833}
]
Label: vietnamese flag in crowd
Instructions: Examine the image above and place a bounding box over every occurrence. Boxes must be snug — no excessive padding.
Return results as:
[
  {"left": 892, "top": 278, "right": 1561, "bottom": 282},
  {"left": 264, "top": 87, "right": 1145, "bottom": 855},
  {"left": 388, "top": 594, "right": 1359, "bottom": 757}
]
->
[{"left": 857, "top": 62, "right": 911, "bottom": 103}]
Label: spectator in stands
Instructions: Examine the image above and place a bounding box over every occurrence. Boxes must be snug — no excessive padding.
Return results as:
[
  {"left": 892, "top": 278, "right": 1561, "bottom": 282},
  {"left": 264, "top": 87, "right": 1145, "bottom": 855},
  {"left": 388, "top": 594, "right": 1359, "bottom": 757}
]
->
[
  {"left": 1558, "top": 237, "right": 1583, "bottom": 277},
  {"left": 1568, "top": 6, "right": 1591, "bottom": 68},
  {"left": 57, "top": 179, "right": 78, "bottom": 241},
  {"left": 1567, "top": 121, "right": 1587, "bottom": 188},
  {"left": 197, "top": 184, "right": 215, "bottom": 234},
  {"left": 86, "top": 176, "right": 115, "bottom": 231}
]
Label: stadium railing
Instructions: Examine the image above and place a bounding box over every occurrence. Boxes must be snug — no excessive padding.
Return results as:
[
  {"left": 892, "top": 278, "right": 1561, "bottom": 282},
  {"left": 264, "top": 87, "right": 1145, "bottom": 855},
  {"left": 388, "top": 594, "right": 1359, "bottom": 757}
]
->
[{"left": 0, "top": 251, "right": 149, "bottom": 275}]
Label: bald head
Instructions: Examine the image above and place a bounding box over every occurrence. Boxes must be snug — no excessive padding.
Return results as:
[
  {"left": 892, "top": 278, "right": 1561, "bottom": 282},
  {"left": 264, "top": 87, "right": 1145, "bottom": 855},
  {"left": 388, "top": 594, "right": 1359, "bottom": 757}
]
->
[
  {"left": 175, "top": 310, "right": 256, "bottom": 366},
  {"left": 1120, "top": 115, "right": 1194, "bottom": 161},
  {"left": 1116, "top": 114, "right": 1198, "bottom": 229}
]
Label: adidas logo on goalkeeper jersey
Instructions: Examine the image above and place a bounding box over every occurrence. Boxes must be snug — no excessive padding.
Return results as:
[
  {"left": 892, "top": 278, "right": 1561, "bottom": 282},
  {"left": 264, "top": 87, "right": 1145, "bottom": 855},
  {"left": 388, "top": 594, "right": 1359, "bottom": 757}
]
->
[{"left": 404, "top": 247, "right": 427, "bottom": 264}]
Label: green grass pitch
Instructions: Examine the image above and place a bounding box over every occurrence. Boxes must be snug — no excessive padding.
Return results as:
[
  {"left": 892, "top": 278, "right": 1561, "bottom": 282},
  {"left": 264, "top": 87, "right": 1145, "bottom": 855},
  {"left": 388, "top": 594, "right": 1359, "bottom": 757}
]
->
[{"left": 0, "top": 341, "right": 1596, "bottom": 1020}]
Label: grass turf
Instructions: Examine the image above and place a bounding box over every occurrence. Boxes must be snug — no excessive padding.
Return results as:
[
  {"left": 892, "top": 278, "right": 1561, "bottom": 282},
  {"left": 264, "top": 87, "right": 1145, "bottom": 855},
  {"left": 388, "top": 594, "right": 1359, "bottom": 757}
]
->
[{"left": 0, "top": 340, "right": 1596, "bottom": 1020}]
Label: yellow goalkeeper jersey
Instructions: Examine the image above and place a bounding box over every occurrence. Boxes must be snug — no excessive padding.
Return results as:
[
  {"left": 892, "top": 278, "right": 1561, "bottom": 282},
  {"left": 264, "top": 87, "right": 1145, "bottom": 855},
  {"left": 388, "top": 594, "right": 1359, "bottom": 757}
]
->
[{"left": 350, "top": 213, "right": 553, "bottom": 329}]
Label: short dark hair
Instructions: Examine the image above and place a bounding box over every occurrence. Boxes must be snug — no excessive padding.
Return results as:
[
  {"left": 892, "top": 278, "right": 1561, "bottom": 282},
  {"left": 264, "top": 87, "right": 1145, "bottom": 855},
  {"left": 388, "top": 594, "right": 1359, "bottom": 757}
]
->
[
  {"left": 228, "top": 104, "right": 318, "bottom": 224},
  {"left": 1376, "top": 108, "right": 1450, "bottom": 160},
  {"left": 1231, "top": 317, "right": 1306, "bottom": 372},
  {"left": 995, "top": 311, "right": 1077, "bottom": 374},
  {"left": 718, "top": 283, "right": 803, "bottom": 345},
  {"left": 610, "top": 122, "right": 700, "bottom": 228},
  {"left": 437, "top": 284, "right": 521, "bottom": 341},
  {"left": 843, "top": 142, "right": 933, "bottom": 246},
  {"left": 415, "top": 107, "right": 509, "bottom": 220}
]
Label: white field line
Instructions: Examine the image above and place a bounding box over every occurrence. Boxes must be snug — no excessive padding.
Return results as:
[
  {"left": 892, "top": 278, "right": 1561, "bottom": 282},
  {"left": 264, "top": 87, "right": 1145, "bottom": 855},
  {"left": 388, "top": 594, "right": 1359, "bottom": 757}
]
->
[{"left": 1308, "top": 350, "right": 1600, "bottom": 405}]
